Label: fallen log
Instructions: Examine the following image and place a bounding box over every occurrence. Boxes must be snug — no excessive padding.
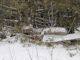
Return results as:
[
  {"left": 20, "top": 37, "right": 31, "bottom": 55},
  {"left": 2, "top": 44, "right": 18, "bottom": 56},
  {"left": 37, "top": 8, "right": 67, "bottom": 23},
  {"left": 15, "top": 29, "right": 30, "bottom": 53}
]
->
[{"left": 42, "top": 33, "right": 80, "bottom": 42}]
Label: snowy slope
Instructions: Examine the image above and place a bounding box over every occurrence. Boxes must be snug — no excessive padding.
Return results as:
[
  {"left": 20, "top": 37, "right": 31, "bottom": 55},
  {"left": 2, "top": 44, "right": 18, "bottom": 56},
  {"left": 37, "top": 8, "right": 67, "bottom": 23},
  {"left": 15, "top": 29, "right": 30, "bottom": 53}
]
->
[
  {"left": 0, "top": 43, "right": 80, "bottom": 60},
  {"left": 0, "top": 27, "right": 80, "bottom": 60}
]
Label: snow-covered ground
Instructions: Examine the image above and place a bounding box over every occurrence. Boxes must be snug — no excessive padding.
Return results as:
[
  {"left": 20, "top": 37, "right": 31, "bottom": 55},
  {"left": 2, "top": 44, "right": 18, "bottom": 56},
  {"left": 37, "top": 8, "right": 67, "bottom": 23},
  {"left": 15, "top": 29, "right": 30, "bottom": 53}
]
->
[
  {"left": 0, "top": 27, "right": 80, "bottom": 60},
  {"left": 0, "top": 42, "right": 80, "bottom": 60}
]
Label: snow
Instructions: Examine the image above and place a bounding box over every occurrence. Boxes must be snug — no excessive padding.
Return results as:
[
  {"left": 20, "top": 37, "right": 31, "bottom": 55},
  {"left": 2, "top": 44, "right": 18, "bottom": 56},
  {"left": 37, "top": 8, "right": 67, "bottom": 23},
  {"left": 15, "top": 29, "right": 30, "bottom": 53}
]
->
[
  {"left": 33, "top": 28, "right": 43, "bottom": 33},
  {"left": 49, "top": 27, "right": 67, "bottom": 33},
  {"left": 0, "top": 27, "right": 80, "bottom": 60},
  {"left": 43, "top": 35, "right": 64, "bottom": 42},
  {"left": 22, "top": 24, "right": 33, "bottom": 30},
  {"left": 3, "top": 36, "right": 17, "bottom": 43},
  {"left": 75, "top": 27, "right": 80, "bottom": 33},
  {"left": 0, "top": 42, "right": 80, "bottom": 60},
  {"left": 42, "top": 27, "right": 80, "bottom": 42},
  {"left": 63, "top": 33, "right": 80, "bottom": 40},
  {"left": 41, "top": 27, "right": 67, "bottom": 35},
  {"left": 42, "top": 33, "right": 80, "bottom": 42},
  {"left": 0, "top": 34, "right": 79, "bottom": 60}
]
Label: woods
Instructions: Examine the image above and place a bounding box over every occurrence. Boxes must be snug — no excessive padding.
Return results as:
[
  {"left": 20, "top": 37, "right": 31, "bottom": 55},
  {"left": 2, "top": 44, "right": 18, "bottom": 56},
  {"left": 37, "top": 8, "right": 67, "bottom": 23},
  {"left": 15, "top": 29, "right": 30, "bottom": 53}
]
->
[{"left": 0, "top": 0, "right": 80, "bottom": 34}]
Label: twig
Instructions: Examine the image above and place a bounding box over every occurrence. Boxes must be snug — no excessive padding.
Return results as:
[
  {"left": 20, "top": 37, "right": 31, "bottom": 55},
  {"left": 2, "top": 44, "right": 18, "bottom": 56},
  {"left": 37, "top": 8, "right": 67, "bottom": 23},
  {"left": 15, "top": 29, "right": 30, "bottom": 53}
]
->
[
  {"left": 35, "top": 45, "right": 39, "bottom": 60},
  {"left": 26, "top": 48, "right": 32, "bottom": 60},
  {"left": 8, "top": 46, "right": 13, "bottom": 60},
  {"left": 12, "top": 46, "right": 16, "bottom": 60},
  {"left": 50, "top": 47, "right": 54, "bottom": 60}
]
